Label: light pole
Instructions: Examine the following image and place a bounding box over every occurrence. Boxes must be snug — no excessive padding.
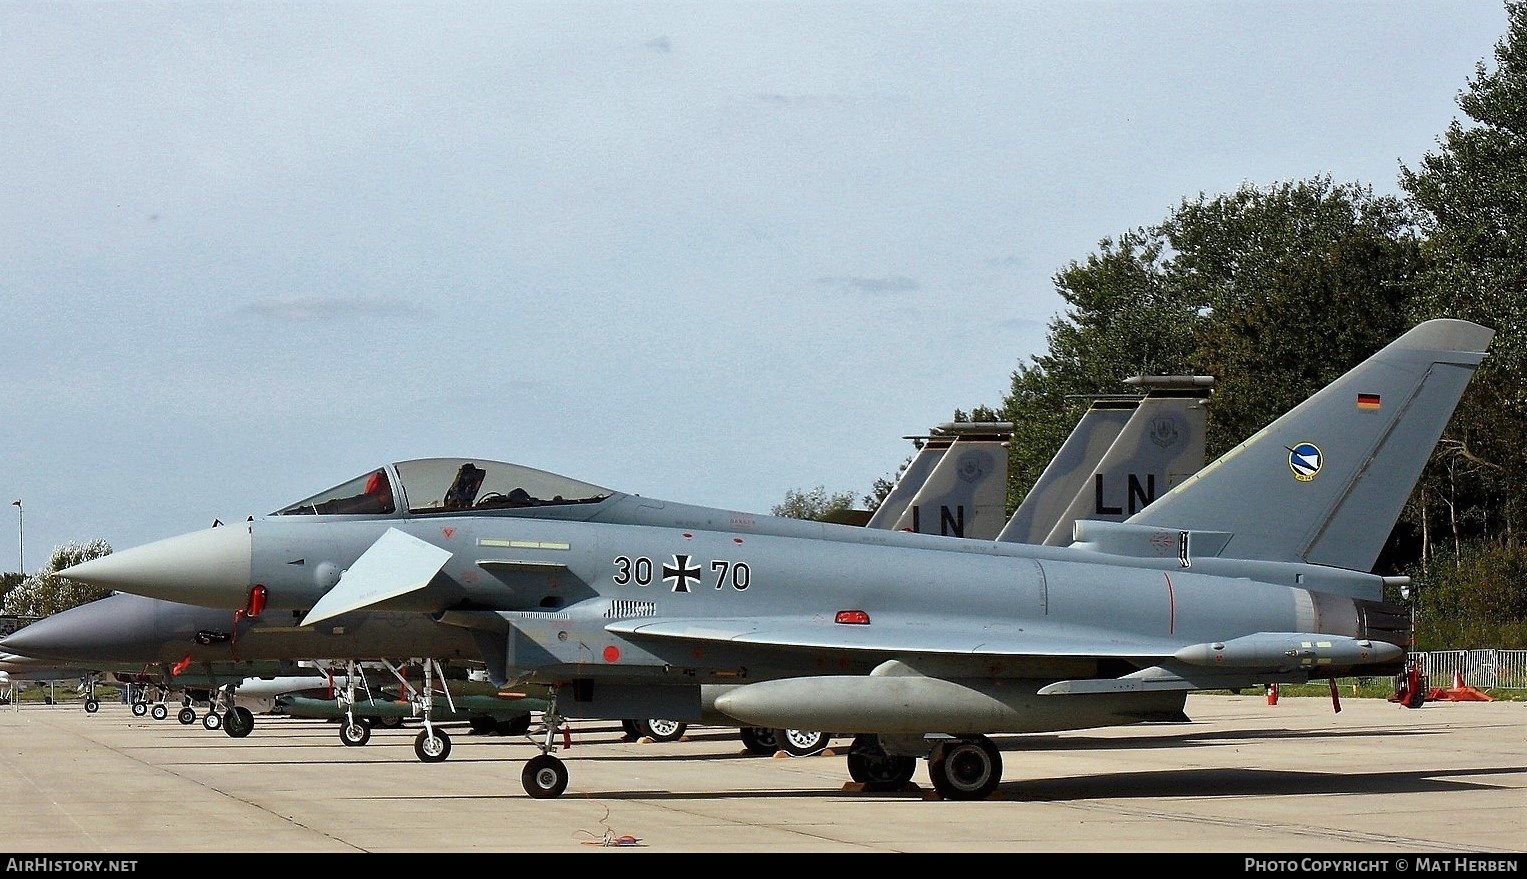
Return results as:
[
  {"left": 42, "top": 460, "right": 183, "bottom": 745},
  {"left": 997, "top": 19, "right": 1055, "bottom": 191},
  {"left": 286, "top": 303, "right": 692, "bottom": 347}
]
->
[{"left": 10, "top": 500, "right": 21, "bottom": 576}]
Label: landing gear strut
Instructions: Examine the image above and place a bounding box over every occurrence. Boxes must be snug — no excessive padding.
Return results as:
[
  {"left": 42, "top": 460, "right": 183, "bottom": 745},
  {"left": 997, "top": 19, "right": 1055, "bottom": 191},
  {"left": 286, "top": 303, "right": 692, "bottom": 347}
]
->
[{"left": 521, "top": 697, "right": 570, "bottom": 799}]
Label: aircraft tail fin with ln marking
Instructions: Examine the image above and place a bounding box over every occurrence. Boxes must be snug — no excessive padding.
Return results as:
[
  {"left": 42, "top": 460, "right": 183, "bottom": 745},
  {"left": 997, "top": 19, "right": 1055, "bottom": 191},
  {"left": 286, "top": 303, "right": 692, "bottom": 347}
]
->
[
  {"left": 1032, "top": 376, "right": 1212, "bottom": 546},
  {"left": 1122, "top": 319, "right": 1493, "bottom": 571},
  {"left": 869, "top": 422, "right": 1012, "bottom": 539},
  {"left": 996, "top": 397, "right": 1138, "bottom": 544}
]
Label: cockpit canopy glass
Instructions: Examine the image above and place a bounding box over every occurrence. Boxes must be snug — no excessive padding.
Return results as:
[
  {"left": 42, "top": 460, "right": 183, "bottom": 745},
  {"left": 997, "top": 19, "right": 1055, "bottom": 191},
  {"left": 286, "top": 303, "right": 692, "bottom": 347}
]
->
[
  {"left": 271, "top": 459, "right": 613, "bottom": 517},
  {"left": 274, "top": 468, "right": 395, "bottom": 516}
]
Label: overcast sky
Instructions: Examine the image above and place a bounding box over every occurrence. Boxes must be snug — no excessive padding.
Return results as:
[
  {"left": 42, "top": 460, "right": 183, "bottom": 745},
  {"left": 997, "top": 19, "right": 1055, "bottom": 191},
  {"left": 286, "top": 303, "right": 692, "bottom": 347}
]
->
[{"left": 0, "top": 1, "right": 1512, "bottom": 573}]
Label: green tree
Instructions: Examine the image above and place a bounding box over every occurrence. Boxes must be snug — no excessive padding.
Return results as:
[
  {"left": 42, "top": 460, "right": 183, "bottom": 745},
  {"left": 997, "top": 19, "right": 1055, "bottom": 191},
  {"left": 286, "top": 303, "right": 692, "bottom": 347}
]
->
[
  {"left": 2, "top": 540, "right": 113, "bottom": 618},
  {"left": 994, "top": 178, "right": 1423, "bottom": 523},
  {"left": 0, "top": 572, "right": 24, "bottom": 607},
  {"left": 1400, "top": 0, "right": 1527, "bottom": 552},
  {"left": 772, "top": 486, "right": 858, "bottom": 522}
]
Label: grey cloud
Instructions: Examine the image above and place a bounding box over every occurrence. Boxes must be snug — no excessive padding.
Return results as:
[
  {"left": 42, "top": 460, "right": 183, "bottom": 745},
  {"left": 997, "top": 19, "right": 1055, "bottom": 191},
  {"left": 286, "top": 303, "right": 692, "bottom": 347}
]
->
[
  {"left": 244, "top": 295, "right": 428, "bottom": 321},
  {"left": 816, "top": 275, "right": 920, "bottom": 294}
]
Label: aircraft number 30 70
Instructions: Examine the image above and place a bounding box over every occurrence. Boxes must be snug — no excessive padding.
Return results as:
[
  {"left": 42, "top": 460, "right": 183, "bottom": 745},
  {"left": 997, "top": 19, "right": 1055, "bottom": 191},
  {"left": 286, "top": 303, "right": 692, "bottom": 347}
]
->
[{"left": 612, "top": 554, "right": 750, "bottom": 593}]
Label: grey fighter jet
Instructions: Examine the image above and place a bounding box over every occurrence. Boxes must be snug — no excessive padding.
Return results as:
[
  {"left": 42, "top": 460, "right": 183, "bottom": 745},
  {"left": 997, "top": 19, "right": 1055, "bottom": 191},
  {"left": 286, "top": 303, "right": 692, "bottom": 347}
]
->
[
  {"left": 58, "top": 319, "right": 1491, "bottom": 800},
  {"left": 0, "top": 592, "right": 547, "bottom": 755}
]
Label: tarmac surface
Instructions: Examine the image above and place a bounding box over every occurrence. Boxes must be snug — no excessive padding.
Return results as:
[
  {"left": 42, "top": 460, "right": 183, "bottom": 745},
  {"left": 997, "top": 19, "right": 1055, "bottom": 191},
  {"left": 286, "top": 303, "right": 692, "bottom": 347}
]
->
[{"left": 0, "top": 692, "right": 1520, "bottom": 854}]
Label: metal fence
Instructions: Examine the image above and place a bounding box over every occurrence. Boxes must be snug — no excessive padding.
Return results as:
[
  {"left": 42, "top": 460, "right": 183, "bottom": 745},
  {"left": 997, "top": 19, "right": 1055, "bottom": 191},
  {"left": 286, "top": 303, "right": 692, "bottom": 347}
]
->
[{"left": 1412, "top": 649, "right": 1527, "bottom": 690}]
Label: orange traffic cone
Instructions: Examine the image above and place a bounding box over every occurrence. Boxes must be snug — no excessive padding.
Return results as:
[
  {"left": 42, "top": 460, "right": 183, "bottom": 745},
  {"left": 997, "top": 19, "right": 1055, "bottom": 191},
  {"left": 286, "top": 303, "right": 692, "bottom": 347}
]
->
[{"left": 1452, "top": 670, "right": 1466, "bottom": 691}]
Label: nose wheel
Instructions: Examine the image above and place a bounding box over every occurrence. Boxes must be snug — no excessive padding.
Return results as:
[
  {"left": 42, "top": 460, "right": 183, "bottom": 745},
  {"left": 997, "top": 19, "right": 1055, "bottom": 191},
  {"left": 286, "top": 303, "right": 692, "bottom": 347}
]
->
[
  {"left": 522, "top": 753, "right": 568, "bottom": 798},
  {"left": 414, "top": 727, "right": 452, "bottom": 762},
  {"left": 340, "top": 719, "right": 372, "bottom": 746}
]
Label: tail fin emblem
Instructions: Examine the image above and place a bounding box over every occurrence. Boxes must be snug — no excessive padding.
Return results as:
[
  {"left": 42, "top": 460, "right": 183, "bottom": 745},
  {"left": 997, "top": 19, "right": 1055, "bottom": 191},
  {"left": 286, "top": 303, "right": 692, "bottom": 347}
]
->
[{"left": 1288, "top": 442, "right": 1322, "bottom": 482}]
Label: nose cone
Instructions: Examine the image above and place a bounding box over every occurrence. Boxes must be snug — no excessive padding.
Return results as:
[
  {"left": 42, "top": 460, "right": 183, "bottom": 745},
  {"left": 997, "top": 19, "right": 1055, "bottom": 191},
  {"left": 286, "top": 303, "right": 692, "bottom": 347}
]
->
[
  {"left": 0, "top": 593, "right": 162, "bottom": 664},
  {"left": 60, "top": 525, "right": 253, "bottom": 608}
]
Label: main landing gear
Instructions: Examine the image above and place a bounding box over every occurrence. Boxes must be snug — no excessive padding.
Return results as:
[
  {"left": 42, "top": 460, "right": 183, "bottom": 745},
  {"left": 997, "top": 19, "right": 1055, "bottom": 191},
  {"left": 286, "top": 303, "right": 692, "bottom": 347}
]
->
[
  {"left": 331, "top": 658, "right": 453, "bottom": 762},
  {"left": 844, "top": 733, "right": 1004, "bottom": 801}
]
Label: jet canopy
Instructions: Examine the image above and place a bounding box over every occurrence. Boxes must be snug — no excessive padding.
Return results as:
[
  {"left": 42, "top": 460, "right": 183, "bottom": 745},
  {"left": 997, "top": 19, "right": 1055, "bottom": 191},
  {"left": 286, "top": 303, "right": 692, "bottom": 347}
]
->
[{"left": 272, "top": 458, "right": 615, "bottom": 517}]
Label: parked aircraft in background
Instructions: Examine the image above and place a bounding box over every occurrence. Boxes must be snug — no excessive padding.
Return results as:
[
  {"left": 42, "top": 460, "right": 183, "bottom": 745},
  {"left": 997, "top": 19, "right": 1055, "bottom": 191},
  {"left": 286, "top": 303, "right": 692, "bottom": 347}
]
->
[
  {"left": 0, "top": 651, "right": 99, "bottom": 707},
  {"left": 0, "top": 592, "right": 543, "bottom": 757},
  {"left": 868, "top": 421, "right": 1013, "bottom": 538},
  {"left": 58, "top": 320, "right": 1490, "bottom": 799},
  {"left": 997, "top": 375, "right": 1212, "bottom": 545}
]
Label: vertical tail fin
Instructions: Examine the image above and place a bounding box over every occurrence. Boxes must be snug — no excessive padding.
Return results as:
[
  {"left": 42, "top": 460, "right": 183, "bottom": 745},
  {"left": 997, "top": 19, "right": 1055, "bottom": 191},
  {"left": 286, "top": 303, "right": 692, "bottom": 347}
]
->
[
  {"left": 997, "top": 399, "right": 1137, "bottom": 544},
  {"left": 1128, "top": 319, "right": 1493, "bottom": 570},
  {"left": 874, "top": 423, "right": 1012, "bottom": 539},
  {"left": 865, "top": 430, "right": 953, "bottom": 530},
  {"left": 1037, "top": 377, "right": 1211, "bottom": 545}
]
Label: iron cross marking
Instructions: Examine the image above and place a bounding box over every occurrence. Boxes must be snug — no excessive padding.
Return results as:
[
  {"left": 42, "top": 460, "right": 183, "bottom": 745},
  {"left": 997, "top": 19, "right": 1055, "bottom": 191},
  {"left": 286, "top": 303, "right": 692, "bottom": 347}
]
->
[{"left": 663, "top": 554, "right": 702, "bottom": 593}]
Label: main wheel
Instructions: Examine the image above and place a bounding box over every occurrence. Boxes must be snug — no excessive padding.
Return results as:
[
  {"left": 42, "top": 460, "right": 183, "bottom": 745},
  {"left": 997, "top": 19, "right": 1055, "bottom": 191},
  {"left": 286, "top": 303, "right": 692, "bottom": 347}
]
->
[
  {"left": 223, "top": 706, "right": 254, "bottom": 738},
  {"left": 83, "top": 699, "right": 99, "bottom": 714},
  {"left": 202, "top": 711, "right": 222, "bottom": 731},
  {"left": 522, "top": 754, "right": 569, "bottom": 799},
  {"left": 151, "top": 704, "right": 169, "bottom": 721},
  {"left": 177, "top": 707, "right": 197, "bottom": 725},
  {"left": 739, "top": 727, "right": 779, "bottom": 756},
  {"left": 414, "top": 728, "right": 452, "bottom": 762},
  {"left": 131, "top": 702, "right": 148, "bottom": 717},
  {"left": 340, "top": 721, "right": 372, "bottom": 746},
  {"left": 776, "top": 728, "right": 831, "bottom": 757},
  {"left": 846, "top": 734, "right": 917, "bottom": 790},
  {"left": 928, "top": 736, "right": 1002, "bottom": 801},
  {"left": 636, "top": 718, "right": 687, "bottom": 742},
  {"left": 620, "top": 719, "right": 641, "bottom": 739}
]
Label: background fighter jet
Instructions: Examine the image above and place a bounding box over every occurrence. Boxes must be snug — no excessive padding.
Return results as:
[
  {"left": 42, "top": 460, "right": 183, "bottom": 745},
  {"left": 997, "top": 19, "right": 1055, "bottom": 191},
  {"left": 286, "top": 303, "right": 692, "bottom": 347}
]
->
[
  {"left": 59, "top": 319, "right": 1491, "bottom": 800},
  {"left": 868, "top": 421, "right": 1013, "bottom": 538},
  {"left": 997, "top": 375, "right": 1212, "bottom": 545},
  {"left": 0, "top": 591, "right": 547, "bottom": 756}
]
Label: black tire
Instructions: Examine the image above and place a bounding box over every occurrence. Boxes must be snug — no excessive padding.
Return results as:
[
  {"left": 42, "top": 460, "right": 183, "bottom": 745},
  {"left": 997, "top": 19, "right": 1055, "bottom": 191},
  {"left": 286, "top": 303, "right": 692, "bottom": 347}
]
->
[
  {"left": 469, "top": 715, "right": 497, "bottom": 735},
  {"left": 414, "top": 728, "right": 452, "bottom": 762},
  {"left": 621, "top": 719, "right": 641, "bottom": 739},
  {"left": 202, "top": 711, "right": 222, "bottom": 731},
  {"left": 223, "top": 706, "right": 254, "bottom": 738},
  {"left": 495, "top": 713, "right": 532, "bottom": 736},
  {"left": 83, "top": 699, "right": 99, "bottom": 714},
  {"left": 636, "top": 718, "right": 687, "bottom": 742},
  {"left": 775, "top": 728, "right": 831, "bottom": 757},
  {"left": 846, "top": 734, "right": 917, "bottom": 791},
  {"left": 177, "top": 707, "right": 197, "bottom": 725},
  {"left": 928, "top": 737, "right": 1002, "bottom": 801},
  {"left": 131, "top": 702, "right": 148, "bottom": 717},
  {"left": 340, "top": 721, "right": 371, "bottom": 747},
  {"left": 739, "top": 727, "right": 779, "bottom": 756},
  {"left": 522, "top": 754, "right": 569, "bottom": 799},
  {"left": 151, "top": 704, "right": 169, "bottom": 721}
]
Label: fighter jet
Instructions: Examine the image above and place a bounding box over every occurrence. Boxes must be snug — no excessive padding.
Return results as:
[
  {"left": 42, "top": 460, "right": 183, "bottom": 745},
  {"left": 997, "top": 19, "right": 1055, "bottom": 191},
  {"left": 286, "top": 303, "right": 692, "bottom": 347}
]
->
[
  {"left": 58, "top": 319, "right": 1491, "bottom": 800},
  {"left": 0, "top": 591, "right": 547, "bottom": 756}
]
